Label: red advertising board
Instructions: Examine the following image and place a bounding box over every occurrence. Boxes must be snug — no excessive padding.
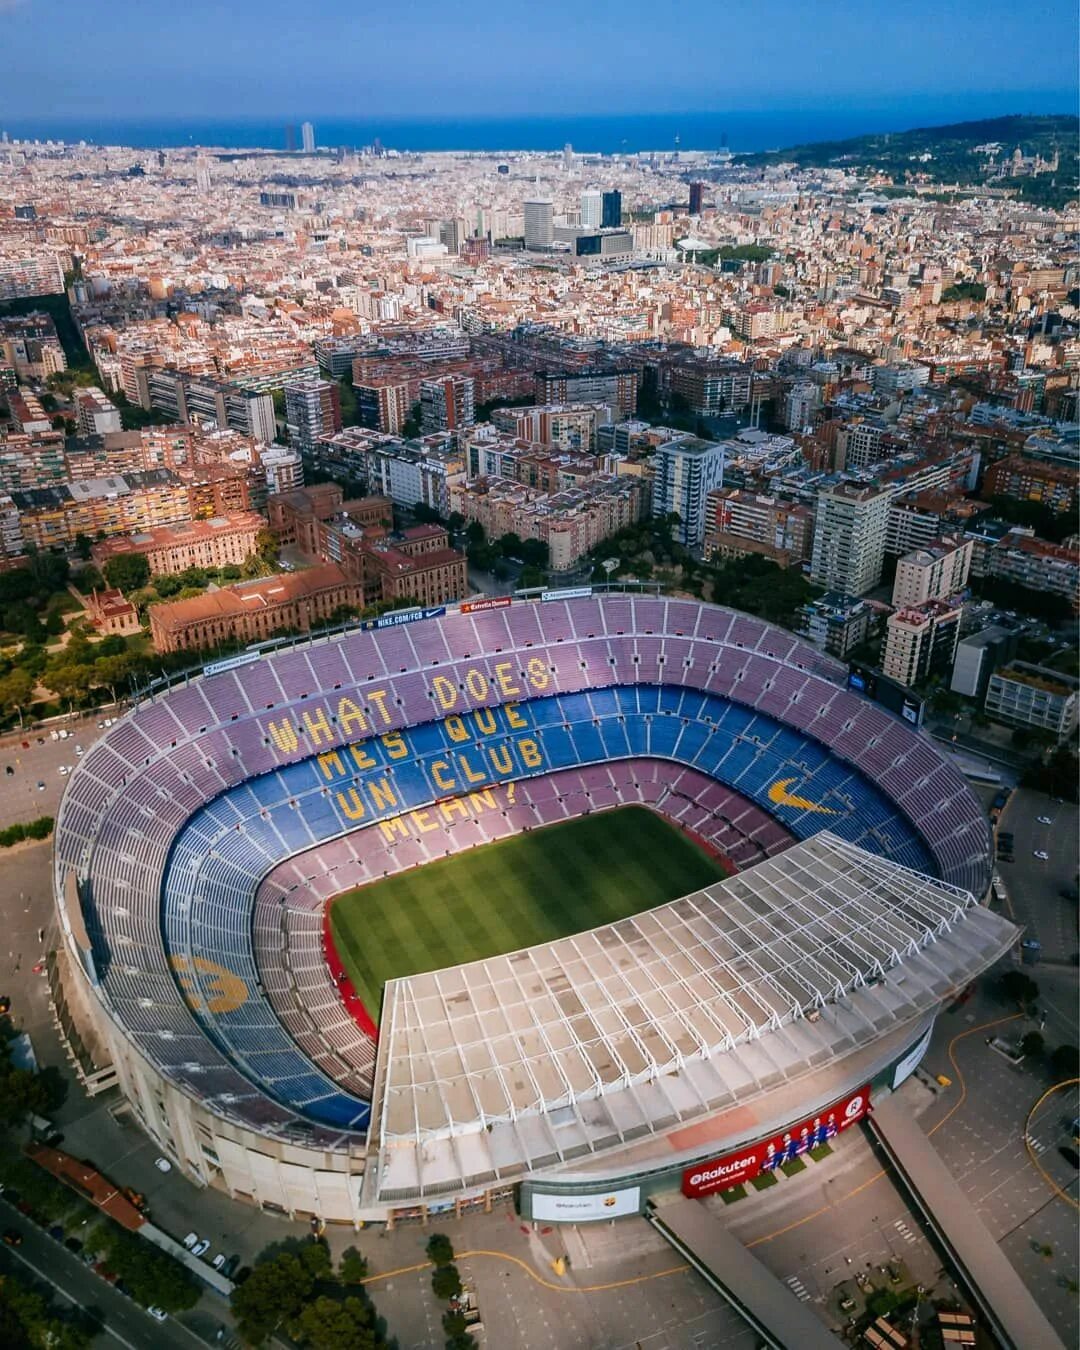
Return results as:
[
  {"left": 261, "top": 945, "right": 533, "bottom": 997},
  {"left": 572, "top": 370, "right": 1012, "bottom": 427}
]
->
[
  {"left": 460, "top": 597, "right": 512, "bottom": 613},
  {"left": 681, "top": 1085, "right": 871, "bottom": 1198}
]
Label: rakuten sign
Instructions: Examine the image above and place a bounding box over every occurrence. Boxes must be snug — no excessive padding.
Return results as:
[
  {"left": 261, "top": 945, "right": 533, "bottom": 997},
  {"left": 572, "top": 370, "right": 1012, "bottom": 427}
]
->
[{"left": 681, "top": 1085, "right": 871, "bottom": 1199}]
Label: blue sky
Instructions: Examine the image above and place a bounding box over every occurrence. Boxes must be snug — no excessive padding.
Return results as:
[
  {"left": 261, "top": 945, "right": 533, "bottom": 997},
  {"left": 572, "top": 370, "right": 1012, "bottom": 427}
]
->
[{"left": 1, "top": 0, "right": 1077, "bottom": 121}]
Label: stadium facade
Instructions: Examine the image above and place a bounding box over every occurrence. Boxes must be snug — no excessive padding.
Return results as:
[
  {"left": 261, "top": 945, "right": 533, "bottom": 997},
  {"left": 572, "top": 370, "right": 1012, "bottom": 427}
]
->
[{"left": 53, "top": 593, "right": 1016, "bottom": 1225}]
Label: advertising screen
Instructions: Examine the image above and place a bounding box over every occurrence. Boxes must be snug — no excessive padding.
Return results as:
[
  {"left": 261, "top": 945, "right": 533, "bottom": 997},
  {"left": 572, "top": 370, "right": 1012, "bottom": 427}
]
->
[
  {"left": 530, "top": 1186, "right": 641, "bottom": 1222},
  {"left": 681, "top": 1085, "right": 871, "bottom": 1198}
]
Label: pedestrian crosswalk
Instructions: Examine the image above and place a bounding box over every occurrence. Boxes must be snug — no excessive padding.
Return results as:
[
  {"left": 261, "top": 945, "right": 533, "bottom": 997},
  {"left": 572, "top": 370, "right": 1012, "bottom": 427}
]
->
[
  {"left": 785, "top": 1274, "right": 812, "bottom": 1302},
  {"left": 1029, "top": 1136, "right": 1049, "bottom": 1154},
  {"left": 894, "top": 1219, "right": 918, "bottom": 1245}
]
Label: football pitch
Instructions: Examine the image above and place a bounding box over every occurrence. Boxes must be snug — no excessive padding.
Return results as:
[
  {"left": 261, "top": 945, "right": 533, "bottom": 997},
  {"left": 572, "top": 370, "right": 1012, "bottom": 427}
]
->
[{"left": 327, "top": 805, "right": 727, "bottom": 1026}]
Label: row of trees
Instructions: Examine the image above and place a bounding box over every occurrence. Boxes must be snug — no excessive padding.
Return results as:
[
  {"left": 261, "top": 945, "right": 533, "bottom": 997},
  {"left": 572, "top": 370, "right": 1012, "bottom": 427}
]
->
[
  {"left": 999, "top": 971, "right": 1079, "bottom": 1081},
  {"left": 230, "top": 1239, "right": 388, "bottom": 1348},
  {"left": 426, "top": 1234, "right": 477, "bottom": 1349}
]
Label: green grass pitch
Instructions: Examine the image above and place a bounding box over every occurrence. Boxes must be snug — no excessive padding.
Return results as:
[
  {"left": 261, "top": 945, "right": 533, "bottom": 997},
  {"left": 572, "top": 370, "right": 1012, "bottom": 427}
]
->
[{"left": 327, "top": 805, "right": 727, "bottom": 1026}]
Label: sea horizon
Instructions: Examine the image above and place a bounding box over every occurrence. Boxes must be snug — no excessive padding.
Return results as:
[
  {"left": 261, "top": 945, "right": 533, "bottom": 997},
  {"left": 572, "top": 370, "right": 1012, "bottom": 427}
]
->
[{"left": 1, "top": 98, "right": 1075, "bottom": 155}]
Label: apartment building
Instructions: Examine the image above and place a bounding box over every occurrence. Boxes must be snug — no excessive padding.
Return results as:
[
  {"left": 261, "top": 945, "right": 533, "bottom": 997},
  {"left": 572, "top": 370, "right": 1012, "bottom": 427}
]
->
[
  {"left": 451, "top": 474, "right": 647, "bottom": 570},
  {"left": 74, "top": 387, "right": 122, "bottom": 437},
  {"left": 143, "top": 369, "right": 276, "bottom": 444},
  {"left": 0, "top": 313, "right": 66, "bottom": 379},
  {"left": 886, "top": 491, "right": 988, "bottom": 555},
  {"left": 0, "top": 254, "right": 65, "bottom": 302},
  {"left": 891, "top": 535, "right": 973, "bottom": 607},
  {"left": 327, "top": 432, "right": 464, "bottom": 517},
  {"left": 356, "top": 379, "right": 410, "bottom": 434},
  {"left": 984, "top": 663, "right": 1079, "bottom": 742},
  {"left": 535, "top": 369, "right": 637, "bottom": 418},
  {"left": 987, "top": 532, "right": 1080, "bottom": 611},
  {"left": 420, "top": 374, "right": 475, "bottom": 434},
  {"left": 490, "top": 402, "right": 612, "bottom": 452},
  {"left": 91, "top": 512, "right": 265, "bottom": 576},
  {"left": 810, "top": 481, "right": 892, "bottom": 596},
  {"left": 796, "top": 593, "right": 876, "bottom": 660},
  {"left": 881, "top": 600, "right": 962, "bottom": 688},
  {"left": 652, "top": 436, "right": 727, "bottom": 549},
  {"left": 702, "top": 488, "right": 813, "bottom": 568},
  {"left": 950, "top": 625, "right": 1020, "bottom": 700},
  {"left": 285, "top": 378, "right": 342, "bottom": 455},
  {"left": 149, "top": 563, "right": 363, "bottom": 654},
  {"left": 982, "top": 453, "right": 1076, "bottom": 514},
  {"left": 9, "top": 391, "right": 51, "bottom": 435}
]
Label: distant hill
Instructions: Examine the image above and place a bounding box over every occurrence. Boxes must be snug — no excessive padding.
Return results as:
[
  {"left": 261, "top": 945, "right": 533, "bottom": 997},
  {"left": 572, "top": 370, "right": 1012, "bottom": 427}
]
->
[{"left": 735, "top": 114, "right": 1078, "bottom": 208}]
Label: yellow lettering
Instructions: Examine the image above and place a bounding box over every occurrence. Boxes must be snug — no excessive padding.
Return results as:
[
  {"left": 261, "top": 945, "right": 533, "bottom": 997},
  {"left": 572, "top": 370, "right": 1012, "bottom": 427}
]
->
[
  {"left": 468, "top": 789, "right": 497, "bottom": 813},
  {"left": 444, "top": 715, "right": 468, "bottom": 743},
  {"left": 488, "top": 744, "right": 513, "bottom": 776},
  {"left": 432, "top": 675, "right": 458, "bottom": 711},
  {"left": 410, "top": 809, "right": 439, "bottom": 834},
  {"left": 267, "top": 718, "right": 299, "bottom": 753},
  {"left": 302, "top": 705, "right": 333, "bottom": 747},
  {"left": 439, "top": 797, "right": 470, "bottom": 822},
  {"left": 349, "top": 743, "right": 377, "bottom": 771},
  {"left": 505, "top": 703, "right": 527, "bottom": 730},
  {"left": 337, "top": 696, "right": 368, "bottom": 737},
  {"left": 526, "top": 657, "right": 550, "bottom": 691},
  {"left": 379, "top": 816, "right": 409, "bottom": 842},
  {"left": 317, "top": 750, "right": 345, "bottom": 780},
  {"left": 494, "top": 661, "right": 520, "bottom": 697},
  {"left": 381, "top": 732, "right": 408, "bottom": 759},
  {"left": 519, "top": 737, "right": 542, "bottom": 768},
  {"left": 457, "top": 751, "right": 487, "bottom": 784},
  {"left": 336, "top": 788, "right": 367, "bottom": 821},
  {"left": 369, "top": 777, "right": 398, "bottom": 812},
  {"left": 367, "top": 689, "right": 392, "bottom": 726},
  {"left": 474, "top": 707, "right": 497, "bottom": 736},
  {"left": 431, "top": 760, "right": 456, "bottom": 792},
  {"left": 465, "top": 667, "right": 489, "bottom": 701}
]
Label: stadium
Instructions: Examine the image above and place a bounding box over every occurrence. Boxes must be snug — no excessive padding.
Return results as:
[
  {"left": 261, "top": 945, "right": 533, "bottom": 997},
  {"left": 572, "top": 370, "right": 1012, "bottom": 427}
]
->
[{"left": 53, "top": 592, "right": 1017, "bottom": 1226}]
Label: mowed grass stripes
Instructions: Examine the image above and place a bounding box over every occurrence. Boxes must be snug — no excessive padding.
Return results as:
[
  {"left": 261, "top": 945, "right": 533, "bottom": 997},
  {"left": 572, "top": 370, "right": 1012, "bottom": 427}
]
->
[{"left": 327, "top": 806, "right": 727, "bottom": 1027}]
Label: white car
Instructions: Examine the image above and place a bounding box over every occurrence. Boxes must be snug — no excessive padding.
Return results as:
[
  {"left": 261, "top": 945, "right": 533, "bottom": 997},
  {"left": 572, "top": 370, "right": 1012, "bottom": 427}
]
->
[
  {"left": 153, "top": 1156, "right": 172, "bottom": 1173},
  {"left": 57, "top": 766, "right": 69, "bottom": 776},
  {"left": 182, "top": 1232, "right": 198, "bottom": 1250},
  {"left": 147, "top": 1306, "right": 168, "bottom": 1322},
  {"left": 211, "top": 1253, "right": 227, "bottom": 1271},
  {"left": 1037, "top": 815, "right": 1053, "bottom": 825},
  {"left": 192, "top": 1239, "right": 211, "bottom": 1258},
  {"left": 1033, "top": 850, "right": 1049, "bottom": 861},
  {"left": 74, "top": 745, "right": 83, "bottom": 756}
]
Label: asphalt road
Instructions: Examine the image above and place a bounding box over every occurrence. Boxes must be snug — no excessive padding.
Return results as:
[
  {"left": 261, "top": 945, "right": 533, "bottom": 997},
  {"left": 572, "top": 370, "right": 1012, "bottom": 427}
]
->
[
  {"left": 0, "top": 713, "right": 108, "bottom": 833},
  {"left": 0, "top": 1201, "right": 210, "bottom": 1350},
  {"left": 997, "top": 787, "right": 1079, "bottom": 964}
]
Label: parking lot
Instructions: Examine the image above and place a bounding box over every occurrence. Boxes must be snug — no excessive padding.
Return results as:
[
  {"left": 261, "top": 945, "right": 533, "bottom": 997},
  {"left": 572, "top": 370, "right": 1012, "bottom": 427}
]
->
[{"left": 0, "top": 714, "right": 111, "bottom": 833}]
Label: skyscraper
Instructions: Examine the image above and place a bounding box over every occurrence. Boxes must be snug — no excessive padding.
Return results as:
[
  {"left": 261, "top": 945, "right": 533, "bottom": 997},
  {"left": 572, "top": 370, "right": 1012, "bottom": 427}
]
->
[
  {"left": 601, "top": 190, "right": 622, "bottom": 228},
  {"left": 301, "top": 121, "right": 316, "bottom": 153},
  {"left": 195, "top": 156, "right": 212, "bottom": 195},
  {"left": 580, "top": 189, "right": 602, "bottom": 229},
  {"left": 523, "top": 197, "right": 554, "bottom": 250},
  {"left": 284, "top": 124, "right": 297, "bottom": 152},
  {"left": 653, "top": 436, "right": 727, "bottom": 548},
  {"left": 688, "top": 181, "right": 704, "bottom": 215}
]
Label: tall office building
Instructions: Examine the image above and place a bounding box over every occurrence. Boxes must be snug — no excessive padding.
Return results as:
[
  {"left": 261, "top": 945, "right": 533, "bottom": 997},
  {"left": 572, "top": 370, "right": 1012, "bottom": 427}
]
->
[
  {"left": 652, "top": 436, "right": 727, "bottom": 549},
  {"left": 809, "top": 481, "right": 892, "bottom": 596},
  {"left": 195, "top": 156, "right": 212, "bottom": 195},
  {"left": 301, "top": 121, "right": 316, "bottom": 153},
  {"left": 420, "top": 374, "right": 475, "bottom": 434},
  {"left": 601, "top": 190, "right": 622, "bottom": 228},
  {"left": 284, "top": 124, "right": 297, "bottom": 152},
  {"left": 688, "top": 181, "right": 705, "bottom": 215},
  {"left": 523, "top": 197, "right": 554, "bottom": 250},
  {"left": 580, "top": 190, "right": 603, "bottom": 228},
  {"left": 285, "top": 378, "right": 341, "bottom": 455}
]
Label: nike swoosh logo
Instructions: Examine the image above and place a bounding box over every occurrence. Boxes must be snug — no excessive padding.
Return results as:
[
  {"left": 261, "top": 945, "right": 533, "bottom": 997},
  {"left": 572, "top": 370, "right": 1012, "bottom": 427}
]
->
[{"left": 768, "top": 778, "right": 837, "bottom": 814}]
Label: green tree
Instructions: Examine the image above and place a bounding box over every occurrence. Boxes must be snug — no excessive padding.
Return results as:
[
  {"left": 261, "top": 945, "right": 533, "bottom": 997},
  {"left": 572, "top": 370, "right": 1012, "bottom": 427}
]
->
[
  {"left": 339, "top": 1246, "right": 369, "bottom": 1284},
  {"left": 1020, "top": 1031, "right": 1045, "bottom": 1059},
  {"left": 232, "top": 1253, "right": 315, "bottom": 1345},
  {"left": 294, "top": 1295, "right": 378, "bottom": 1350},
  {"left": 255, "top": 528, "right": 279, "bottom": 564},
  {"left": 0, "top": 668, "right": 35, "bottom": 728},
  {"left": 298, "top": 1239, "right": 333, "bottom": 1281},
  {"left": 74, "top": 533, "right": 93, "bottom": 561},
  {"left": 103, "top": 553, "right": 150, "bottom": 594},
  {"left": 425, "top": 1233, "right": 455, "bottom": 1267},
  {"left": 98, "top": 1227, "right": 200, "bottom": 1312},
  {"left": 94, "top": 653, "right": 132, "bottom": 705},
  {"left": 431, "top": 1264, "right": 463, "bottom": 1300},
  {"left": 1000, "top": 969, "right": 1039, "bottom": 1008}
]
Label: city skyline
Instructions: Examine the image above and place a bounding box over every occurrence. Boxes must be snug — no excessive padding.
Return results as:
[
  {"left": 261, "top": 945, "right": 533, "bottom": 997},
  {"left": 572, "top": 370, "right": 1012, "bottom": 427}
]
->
[{"left": 1, "top": 0, "right": 1077, "bottom": 124}]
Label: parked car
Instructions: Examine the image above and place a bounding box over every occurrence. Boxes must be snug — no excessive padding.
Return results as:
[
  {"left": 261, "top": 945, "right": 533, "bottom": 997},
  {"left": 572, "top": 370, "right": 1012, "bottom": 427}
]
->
[
  {"left": 36, "top": 782, "right": 45, "bottom": 791},
  {"left": 64, "top": 1237, "right": 83, "bottom": 1254},
  {"left": 211, "top": 1253, "right": 227, "bottom": 1271},
  {"left": 0, "top": 996, "right": 10, "bottom": 1015},
  {"left": 147, "top": 1306, "right": 168, "bottom": 1322},
  {"left": 48, "top": 1225, "right": 64, "bottom": 1241},
  {"left": 192, "top": 1239, "right": 211, "bottom": 1258},
  {"left": 182, "top": 1232, "right": 198, "bottom": 1250},
  {"left": 1033, "top": 850, "right": 1050, "bottom": 861},
  {"left": 153, "top": 1156, "right": 172, "bottom": 1173},
  {"left": 1037, "top": 815, "right": 1053, "bottom": 825},
  {"left": 2, "top": 1229, "right": 22, "bottom": 1246},
  {"left": 221, "top": 1254, "right": 240, "bottom": 1278}
]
